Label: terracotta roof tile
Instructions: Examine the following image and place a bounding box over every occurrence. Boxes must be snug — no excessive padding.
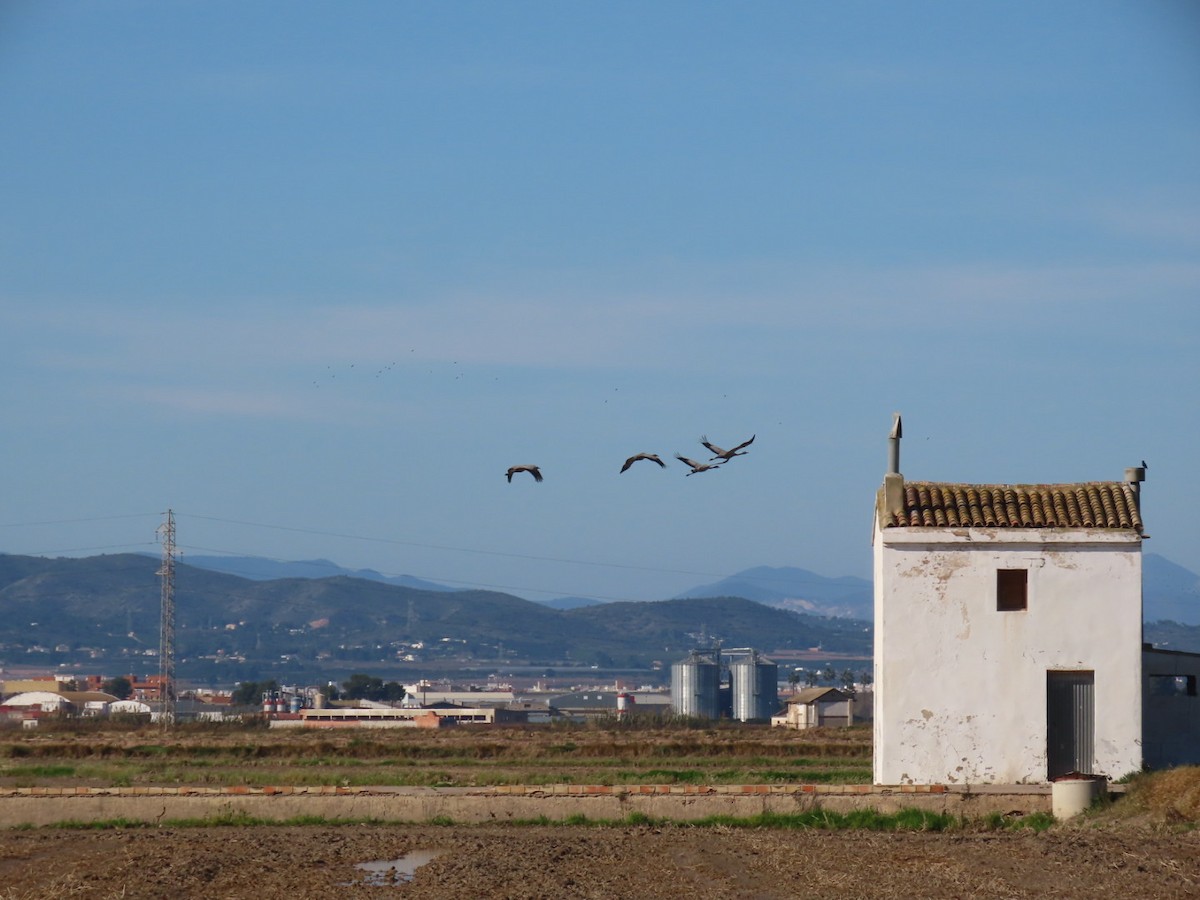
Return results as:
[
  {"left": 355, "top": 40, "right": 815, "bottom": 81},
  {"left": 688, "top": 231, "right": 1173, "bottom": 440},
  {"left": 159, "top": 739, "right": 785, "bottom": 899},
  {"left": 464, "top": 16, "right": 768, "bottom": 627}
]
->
[{"left": 882, "top": 481, "right": 1143, "bottom": 533}]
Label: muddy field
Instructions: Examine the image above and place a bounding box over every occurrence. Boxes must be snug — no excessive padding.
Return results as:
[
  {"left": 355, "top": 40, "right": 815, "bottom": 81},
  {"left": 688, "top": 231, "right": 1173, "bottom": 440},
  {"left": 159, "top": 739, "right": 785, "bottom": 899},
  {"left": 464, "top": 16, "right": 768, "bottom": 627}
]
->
[{"left": 1, "top": 821, "right": 1198, "bottom": 899}]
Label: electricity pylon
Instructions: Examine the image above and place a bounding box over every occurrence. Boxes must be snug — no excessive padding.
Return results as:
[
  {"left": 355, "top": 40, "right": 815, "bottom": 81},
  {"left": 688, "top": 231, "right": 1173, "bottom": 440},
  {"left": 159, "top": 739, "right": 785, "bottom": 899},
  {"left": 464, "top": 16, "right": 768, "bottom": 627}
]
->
[{"left": 156, "top": 509, "right": 177, "bottom": 728}]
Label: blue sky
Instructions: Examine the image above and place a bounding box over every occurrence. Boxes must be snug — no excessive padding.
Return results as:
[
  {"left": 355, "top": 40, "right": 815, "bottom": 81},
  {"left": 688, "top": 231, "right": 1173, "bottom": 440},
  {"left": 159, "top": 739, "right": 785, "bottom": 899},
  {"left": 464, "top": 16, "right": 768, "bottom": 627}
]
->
[{"left": 1, "top": 2, "right": 1197, "bottom": 603}]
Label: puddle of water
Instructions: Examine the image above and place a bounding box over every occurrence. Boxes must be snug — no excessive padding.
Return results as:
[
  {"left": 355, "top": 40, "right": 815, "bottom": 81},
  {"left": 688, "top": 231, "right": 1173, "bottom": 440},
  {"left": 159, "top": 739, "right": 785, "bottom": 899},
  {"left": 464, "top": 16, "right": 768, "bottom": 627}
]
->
[{"left": 344, "top": 849, "right": 444, "bottom": 887}]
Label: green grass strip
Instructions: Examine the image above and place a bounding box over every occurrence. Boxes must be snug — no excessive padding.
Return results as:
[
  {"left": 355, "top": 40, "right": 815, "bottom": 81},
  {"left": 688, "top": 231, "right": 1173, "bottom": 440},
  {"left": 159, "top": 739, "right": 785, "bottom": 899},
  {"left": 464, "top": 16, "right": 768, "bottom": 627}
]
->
[{"left": 20, "top": 806, "right": 1056, "bottom": 832}]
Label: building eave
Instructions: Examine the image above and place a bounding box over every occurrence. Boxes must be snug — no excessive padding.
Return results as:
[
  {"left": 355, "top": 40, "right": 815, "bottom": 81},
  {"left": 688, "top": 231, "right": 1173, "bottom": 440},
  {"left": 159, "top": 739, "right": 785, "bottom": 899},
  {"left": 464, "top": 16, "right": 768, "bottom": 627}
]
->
[{"left": 877, "top": 527, "right": 1143, "bottom": 546}]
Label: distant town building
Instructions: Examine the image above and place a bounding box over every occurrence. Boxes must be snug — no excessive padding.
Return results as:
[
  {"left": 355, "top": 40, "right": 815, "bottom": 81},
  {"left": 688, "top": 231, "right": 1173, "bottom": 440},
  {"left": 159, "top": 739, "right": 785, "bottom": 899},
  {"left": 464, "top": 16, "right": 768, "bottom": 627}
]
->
[
  {"left": 0, "top": 690, "right": 119, "bottom": 721},
  {"left": 545, "top": 690, "right": 670, "bottom": 720},
  {"left": 274, "top": 705, "right": 528, "bottom": 729},
  {"left": 772, "top": 687, "right": 854, "bottom": 730},
  {"left": 400, "top": 686, "right": 516, "bottom": 707}
]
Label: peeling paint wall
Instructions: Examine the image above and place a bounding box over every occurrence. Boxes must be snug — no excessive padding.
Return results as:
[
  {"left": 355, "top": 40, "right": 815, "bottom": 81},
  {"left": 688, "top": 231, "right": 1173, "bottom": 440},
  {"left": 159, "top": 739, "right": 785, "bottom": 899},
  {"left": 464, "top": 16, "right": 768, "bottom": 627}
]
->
[{"left": 874, "top": 526, "right": 1143, "bottom": 785}]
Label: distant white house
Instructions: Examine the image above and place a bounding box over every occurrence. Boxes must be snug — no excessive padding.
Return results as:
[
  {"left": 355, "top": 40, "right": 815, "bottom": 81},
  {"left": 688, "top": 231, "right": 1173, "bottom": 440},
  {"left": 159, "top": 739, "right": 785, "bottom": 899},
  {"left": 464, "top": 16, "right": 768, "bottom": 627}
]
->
[
  {"left": 401, "top": 687, "right": 516, "bottom": 707},
  {"left": 109, "top": 700, "right": 153, "bottom": 715},
  {"left": 772, "top": 687, "right": 854, "bottom": 729},
  {"left": 282, "top": 705, "right": 526, "bottom": 728},
  {"left": 0, "top": 690, "right": 119, "bottom": 716},
  {"left": 873, "top": 416, "right": 1146, "bottom": 785},
  {"left": 0, "top": 691, "right": 72, "bottom": 714}
]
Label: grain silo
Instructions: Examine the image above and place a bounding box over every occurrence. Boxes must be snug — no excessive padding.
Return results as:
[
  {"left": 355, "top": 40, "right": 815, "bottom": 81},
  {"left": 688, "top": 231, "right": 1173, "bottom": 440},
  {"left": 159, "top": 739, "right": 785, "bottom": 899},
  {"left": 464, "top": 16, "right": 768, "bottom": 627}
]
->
[
  {"left": 670, "top": 650, "right": 722, "bottom": 719},
  {"left": 730, "top": 650, "right": 779, "bottom": 722}
]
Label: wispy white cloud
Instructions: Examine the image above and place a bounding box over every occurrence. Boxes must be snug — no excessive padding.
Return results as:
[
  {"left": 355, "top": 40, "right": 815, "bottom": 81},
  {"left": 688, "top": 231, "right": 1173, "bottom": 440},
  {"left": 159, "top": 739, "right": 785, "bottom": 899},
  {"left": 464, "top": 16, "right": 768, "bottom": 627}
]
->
[
  {"left": 5, "top": 255, "right": 1196, "bottom": 412},
  {"left": 815, "top": 261, "right": 1200, "bottom": 326}
]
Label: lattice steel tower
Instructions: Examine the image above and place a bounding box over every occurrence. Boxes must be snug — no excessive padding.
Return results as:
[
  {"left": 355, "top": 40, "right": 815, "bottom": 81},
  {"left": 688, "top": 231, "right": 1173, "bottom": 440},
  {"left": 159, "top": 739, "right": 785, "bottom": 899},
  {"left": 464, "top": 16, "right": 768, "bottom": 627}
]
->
[{"left": 156, "top": 509, "right": 177, "bottom": 727}]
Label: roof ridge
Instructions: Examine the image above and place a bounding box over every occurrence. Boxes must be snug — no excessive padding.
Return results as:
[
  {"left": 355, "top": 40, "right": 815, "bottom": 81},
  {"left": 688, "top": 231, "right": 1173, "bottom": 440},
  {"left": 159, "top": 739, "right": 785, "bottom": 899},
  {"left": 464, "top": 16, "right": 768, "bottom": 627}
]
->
[{"left": 903, "top": 479, "right": 1130, "bottom": 488}]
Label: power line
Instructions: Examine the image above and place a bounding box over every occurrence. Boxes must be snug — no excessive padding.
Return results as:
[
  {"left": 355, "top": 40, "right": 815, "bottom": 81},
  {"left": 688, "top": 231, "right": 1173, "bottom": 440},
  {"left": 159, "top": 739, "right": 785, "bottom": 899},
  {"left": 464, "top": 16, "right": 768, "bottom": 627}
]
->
[
  {"left": 0, "top": 513, "right": 160, "bottom": 528},
  {"left": 176, "top": 512, "right": 864, "bottom": 592},
  {"left": 9, "top": 542, "right": 159, "bottom": 556},
  {"left": 174, "top": 541, "right": 654, "bottom": 602},
  {"left": 180, "top": 512, "right": 735, "bottom": 580},
  {"left": 2, "top": 509, "right": 863, "bottom": 599}
]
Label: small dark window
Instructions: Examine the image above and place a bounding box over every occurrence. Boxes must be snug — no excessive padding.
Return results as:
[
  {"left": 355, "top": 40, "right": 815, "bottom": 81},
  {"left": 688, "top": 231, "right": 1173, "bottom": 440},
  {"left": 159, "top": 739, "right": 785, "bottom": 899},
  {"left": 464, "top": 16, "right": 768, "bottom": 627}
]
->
[
  {"left": 997, "top": 569, "right": 1027, "bottom": 611},
  {"left": 1149, "top": 674, "right": 1198, "bottom": 697}
]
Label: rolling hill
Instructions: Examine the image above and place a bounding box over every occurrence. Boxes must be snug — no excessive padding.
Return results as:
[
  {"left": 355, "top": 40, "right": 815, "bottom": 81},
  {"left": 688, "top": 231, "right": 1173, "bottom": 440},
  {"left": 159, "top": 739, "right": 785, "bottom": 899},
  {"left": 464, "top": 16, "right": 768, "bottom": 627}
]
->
[
  {"left": 5, "top": 549, "right": 1194, "bottom": 685},
  {"left": 0, "top": 553, "right": 870, "bottom": 681},
  {"left": 176, "top": 553, "right": 1200, "bottom": 626},
  {"left": 1143, "top": 553, "right": 1200, "bottom": 625},
  {"left": 160, "top": 554, "right": 456, "bottom": 593}
]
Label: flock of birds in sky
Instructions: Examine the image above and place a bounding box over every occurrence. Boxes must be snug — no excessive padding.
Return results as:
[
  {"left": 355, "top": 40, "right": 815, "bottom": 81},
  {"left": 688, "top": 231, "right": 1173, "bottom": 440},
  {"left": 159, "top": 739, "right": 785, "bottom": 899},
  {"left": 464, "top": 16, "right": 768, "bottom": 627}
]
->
[
  {"left": 505, "top": 434, "right": 756, "bottom": 483},
  {"left": 310, "top": 362, "right": 758, "bottom": 485}
]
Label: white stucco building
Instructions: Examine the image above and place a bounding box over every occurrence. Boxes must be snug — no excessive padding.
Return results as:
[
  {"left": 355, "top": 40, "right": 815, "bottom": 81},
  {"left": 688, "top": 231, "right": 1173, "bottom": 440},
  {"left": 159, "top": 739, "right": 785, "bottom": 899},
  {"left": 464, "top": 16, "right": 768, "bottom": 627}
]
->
[{"left": 872, "top": 417, "right": 1146, "bottom": 786}]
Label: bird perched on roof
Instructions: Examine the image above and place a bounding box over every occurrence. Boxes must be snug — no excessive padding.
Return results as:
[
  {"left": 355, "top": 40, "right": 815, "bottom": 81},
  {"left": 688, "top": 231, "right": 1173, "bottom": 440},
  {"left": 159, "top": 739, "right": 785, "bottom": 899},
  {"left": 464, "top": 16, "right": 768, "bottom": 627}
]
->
[
  {"left": 620, "top": 453, "right": 666, "bottom": 473},
  {"left": 675, "top": 454, "right": 723, "bottom": 476},
  {"left": 701, "top": 434, "right": 755, "bottom": 462},
  {"left": 506, "top": 465, "right": 543, "bottom": 483}
]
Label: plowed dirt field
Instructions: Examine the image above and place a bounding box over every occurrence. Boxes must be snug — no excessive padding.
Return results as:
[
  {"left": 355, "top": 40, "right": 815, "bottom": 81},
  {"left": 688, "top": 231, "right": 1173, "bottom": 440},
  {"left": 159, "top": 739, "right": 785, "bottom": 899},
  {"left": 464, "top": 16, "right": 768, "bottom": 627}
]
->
[{"left": 1, "top": 822, "right": 1198, "bottom": 899}]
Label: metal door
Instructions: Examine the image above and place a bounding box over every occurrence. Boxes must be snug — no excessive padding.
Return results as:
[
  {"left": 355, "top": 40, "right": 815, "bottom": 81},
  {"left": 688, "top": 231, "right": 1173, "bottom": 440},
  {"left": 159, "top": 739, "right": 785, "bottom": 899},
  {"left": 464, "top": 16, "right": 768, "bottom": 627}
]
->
[{"left": 1046, "top": 671, "right": 1095, "bottom": 779}]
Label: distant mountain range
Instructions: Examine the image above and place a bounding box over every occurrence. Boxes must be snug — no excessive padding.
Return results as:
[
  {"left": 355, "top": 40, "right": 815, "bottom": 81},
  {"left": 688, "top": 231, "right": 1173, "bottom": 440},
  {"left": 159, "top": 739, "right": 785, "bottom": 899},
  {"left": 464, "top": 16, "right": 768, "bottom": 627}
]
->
[
  {"left": 1142, "top": 554, "right": 1200, "bottom": 624},
  {"left": 0, "top": 553, "right": 870, "bottom": 684},
  {"left": 675, "top": 566, "right": 873, "bottom": 620},
  {"left": 3, "top": 548, "right": 1191, "bottom": 686},
  {"left": 176, "top": 557, "right": 876, "bottom": 618},
  {"left": 672, "top": 555, "right": 1199, "bottom": 627},
  {"left": 176, "top": 555, "right": 457, "bottom": 593},
  {"left": 176, "top": 553, "right": 1199, "bottom": 626}
]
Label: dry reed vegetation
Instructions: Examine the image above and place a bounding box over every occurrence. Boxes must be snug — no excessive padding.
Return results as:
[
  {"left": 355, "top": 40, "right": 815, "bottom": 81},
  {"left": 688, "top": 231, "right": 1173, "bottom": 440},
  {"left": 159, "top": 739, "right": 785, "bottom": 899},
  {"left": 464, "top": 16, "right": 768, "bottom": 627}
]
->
[
  {"left": 1112, "top": 766, "right": 1200, "bottom": 826},
  {"left": 0, "top": 721, "right": 874, "bottom": 789}
]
